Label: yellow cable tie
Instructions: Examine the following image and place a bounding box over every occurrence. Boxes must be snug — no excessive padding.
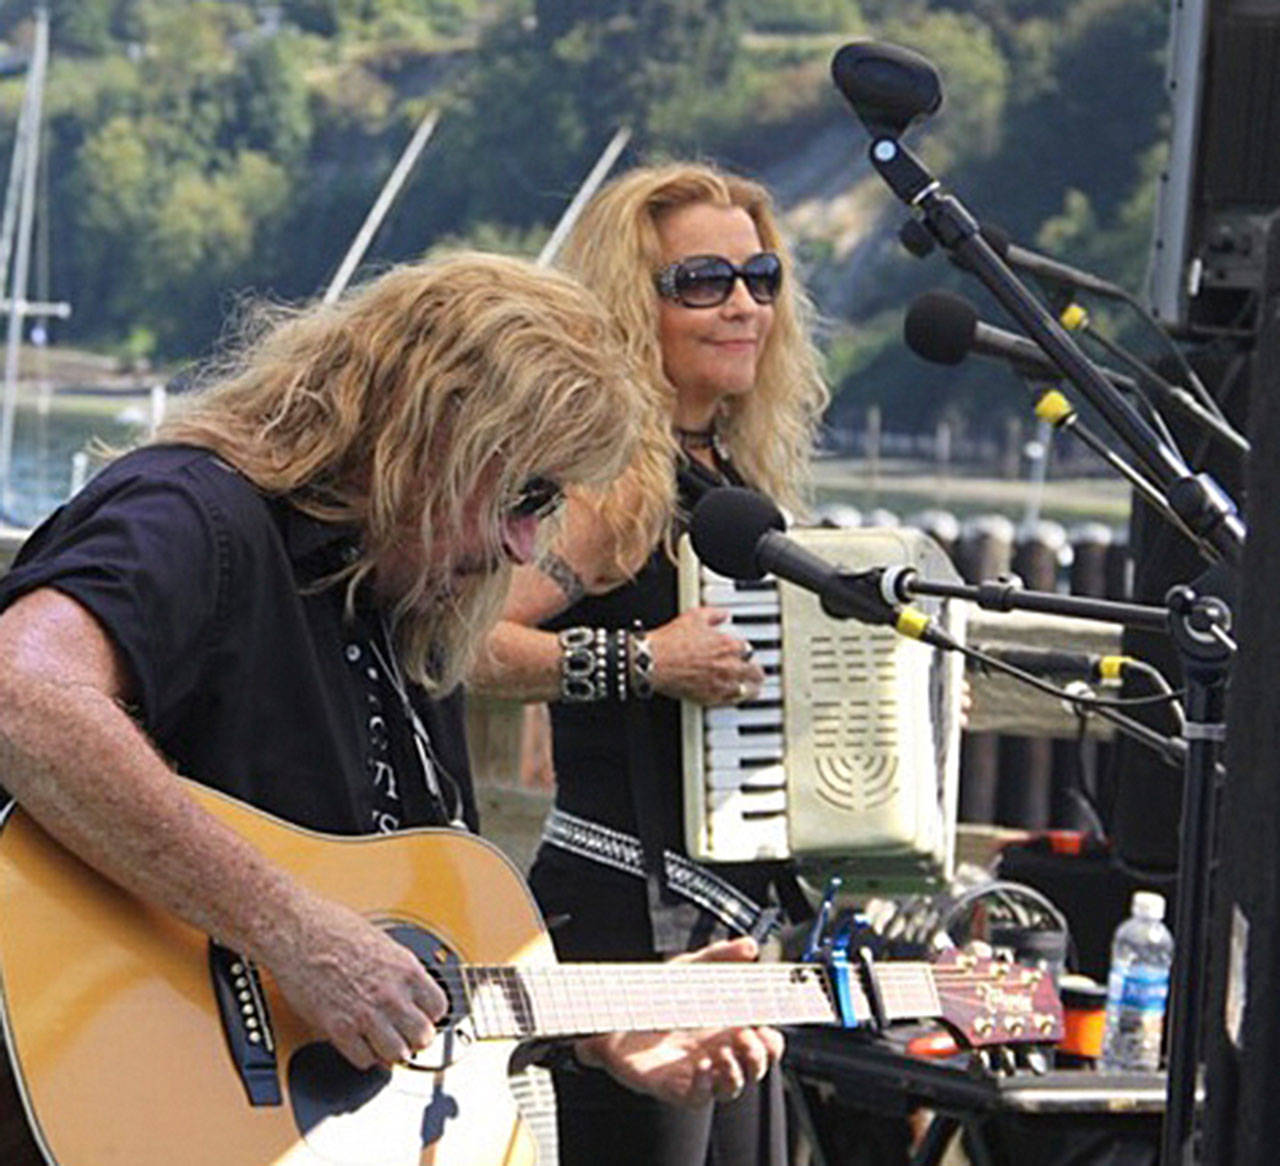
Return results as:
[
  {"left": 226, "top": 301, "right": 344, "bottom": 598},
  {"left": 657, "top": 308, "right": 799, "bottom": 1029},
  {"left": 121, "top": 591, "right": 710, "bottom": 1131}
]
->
[
  {"left": 1035, "top": 389, "right": 1075, "bottom": 426},
  {"left": 895, "top": 608, "right": 932, "bottom": 640},
  {"left": 1098, "top": 655, "right": 1133, "bottom": 681},
  {"left": 1060, "top": 303, "right": 1089, "bottom": 331}
]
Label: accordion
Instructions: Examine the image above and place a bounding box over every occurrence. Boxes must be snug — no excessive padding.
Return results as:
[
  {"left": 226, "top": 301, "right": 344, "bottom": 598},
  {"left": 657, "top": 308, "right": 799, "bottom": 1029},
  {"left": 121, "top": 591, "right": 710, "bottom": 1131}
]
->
[{"left": 678, "top": 526, "right": 967, "bottom": 891}]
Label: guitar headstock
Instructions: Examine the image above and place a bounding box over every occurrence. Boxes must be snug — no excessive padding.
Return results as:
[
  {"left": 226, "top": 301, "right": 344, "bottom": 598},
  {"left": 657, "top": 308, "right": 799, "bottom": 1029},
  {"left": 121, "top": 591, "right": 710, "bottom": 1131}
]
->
[{"left": 929, "top": 947, "right": 1063, "bottom": 1049}]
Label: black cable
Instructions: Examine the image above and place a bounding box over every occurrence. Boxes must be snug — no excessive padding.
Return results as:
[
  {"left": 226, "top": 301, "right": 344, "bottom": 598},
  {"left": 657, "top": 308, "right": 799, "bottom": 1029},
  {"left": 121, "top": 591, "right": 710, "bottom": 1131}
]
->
[
  {"left": 1118, "top": 288, "right": 1227, "bottom": 423},
  {"left": 1069, "top": 709, "right": 1108, "bottom": 837},
  {"left": 958, "top": 641, "right": 1185, "bottom": 711}
]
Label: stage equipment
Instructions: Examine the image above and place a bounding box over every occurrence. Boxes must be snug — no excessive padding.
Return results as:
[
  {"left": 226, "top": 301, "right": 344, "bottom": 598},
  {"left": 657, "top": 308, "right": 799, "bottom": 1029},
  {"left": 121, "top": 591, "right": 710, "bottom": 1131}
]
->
[
  {"left": 898, "top": 217, "right": 1130, "bottom": 302},
  {"left": 831, "top": 40, "right": 1243, "bottom": 566},
  {"left": 676, "top": 522, "right": 965, "bottom": 892},
  {"left": 903, "top": 291, "right": 1208, "bottom": 557},
  {"left": 1058, "top": 302, "right": 1248, "bottom": 458},
  {"left": 696, "top": 471, "right": 1229, "bottom": 1165},
  {"left": 1202, "top": 200, "right": 1280, "bottom": 1166},
  {"left": 904, "top": 289, "right": 1139, "bottom": 391},
  {"left": 1149, "top": 0, "right": 1280, "bottom": 332}
]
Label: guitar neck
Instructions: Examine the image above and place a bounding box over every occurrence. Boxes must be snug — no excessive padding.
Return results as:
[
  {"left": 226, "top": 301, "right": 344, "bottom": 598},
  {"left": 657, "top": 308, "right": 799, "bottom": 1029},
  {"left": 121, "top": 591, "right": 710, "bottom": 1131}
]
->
[{"left": 453, "top": 959, "right": 943, "bottom": 1040}]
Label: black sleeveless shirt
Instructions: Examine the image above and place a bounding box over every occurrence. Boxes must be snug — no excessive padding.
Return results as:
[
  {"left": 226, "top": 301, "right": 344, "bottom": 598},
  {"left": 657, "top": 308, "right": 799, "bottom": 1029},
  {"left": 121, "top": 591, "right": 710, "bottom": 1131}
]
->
[{"left": 529, "top": 455, "right": 799, "bottom": 958}]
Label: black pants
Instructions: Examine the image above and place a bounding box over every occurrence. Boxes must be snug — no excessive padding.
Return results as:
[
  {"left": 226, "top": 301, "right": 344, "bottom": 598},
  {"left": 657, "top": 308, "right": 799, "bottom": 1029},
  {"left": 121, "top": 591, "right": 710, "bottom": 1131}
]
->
[{"left": 551, "top": 1060, "right": 786, "bottom": 1166}]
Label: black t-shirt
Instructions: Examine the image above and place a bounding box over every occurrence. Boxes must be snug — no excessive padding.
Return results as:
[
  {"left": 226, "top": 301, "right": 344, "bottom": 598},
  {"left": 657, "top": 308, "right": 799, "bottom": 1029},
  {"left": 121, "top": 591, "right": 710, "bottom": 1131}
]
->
[{"left": 0, "top": 444, "right": 476, "bottom": 835}]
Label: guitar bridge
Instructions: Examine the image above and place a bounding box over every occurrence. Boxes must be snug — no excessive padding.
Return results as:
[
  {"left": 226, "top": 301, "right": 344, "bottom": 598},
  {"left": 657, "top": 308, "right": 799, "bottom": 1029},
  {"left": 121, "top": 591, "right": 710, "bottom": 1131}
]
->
[{"left": 209, "top": 941, "right": 282, "bottom": 1106}]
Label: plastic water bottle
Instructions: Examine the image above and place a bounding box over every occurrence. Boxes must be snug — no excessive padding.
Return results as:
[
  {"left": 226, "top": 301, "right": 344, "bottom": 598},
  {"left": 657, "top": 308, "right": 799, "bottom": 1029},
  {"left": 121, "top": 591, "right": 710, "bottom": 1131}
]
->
[{"left": 1099, "top": 890, "right": 1174, "bottom": 1072}]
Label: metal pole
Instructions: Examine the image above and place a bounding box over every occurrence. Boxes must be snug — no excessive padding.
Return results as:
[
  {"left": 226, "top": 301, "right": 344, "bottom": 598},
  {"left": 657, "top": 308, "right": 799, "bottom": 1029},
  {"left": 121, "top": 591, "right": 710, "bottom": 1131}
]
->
[
  {"left": 0, "top": 6, "right": 48, "bottom": 509},
  {"left": 323, "top": 108, "right": 440, "bottom": 304},
  {"left": 536, "top": 126, "right": 631, "bottom": 268},
  {"left": 0, "top": 61, "right": 33, "bottom": 325}
]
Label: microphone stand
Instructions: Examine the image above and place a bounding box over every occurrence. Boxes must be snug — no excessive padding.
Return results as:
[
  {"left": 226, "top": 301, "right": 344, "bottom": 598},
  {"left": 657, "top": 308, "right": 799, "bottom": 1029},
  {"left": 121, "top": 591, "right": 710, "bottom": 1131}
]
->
[
  {"left": 869, "top": 566, "right": 1232, "bottom": 1166},
  {"left": 1021, "top": 378, "right": 1215, "bottom": 563},
  {"left": 834, "top": 53, "right": 1237, "bottom": 1157},
  {"left": 1074, "top": 320, "right": 1249, "bottom": 460},
  {"left": 865, "top": 135, "right": 1245, "bottom": 568}
]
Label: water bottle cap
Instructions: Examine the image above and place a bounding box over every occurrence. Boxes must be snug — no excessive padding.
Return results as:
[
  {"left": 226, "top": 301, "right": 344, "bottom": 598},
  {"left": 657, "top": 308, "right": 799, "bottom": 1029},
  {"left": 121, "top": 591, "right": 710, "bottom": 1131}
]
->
[{"left": 1132, "top": 890, "right": 1166, "bottom": 921}]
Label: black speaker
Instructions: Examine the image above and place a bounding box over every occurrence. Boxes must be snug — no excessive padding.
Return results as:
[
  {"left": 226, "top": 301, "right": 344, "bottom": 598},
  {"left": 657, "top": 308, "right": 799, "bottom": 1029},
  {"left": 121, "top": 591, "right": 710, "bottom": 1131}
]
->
[{"left": 1202, "top": 210, "right": 1280, "bottom": 1166}]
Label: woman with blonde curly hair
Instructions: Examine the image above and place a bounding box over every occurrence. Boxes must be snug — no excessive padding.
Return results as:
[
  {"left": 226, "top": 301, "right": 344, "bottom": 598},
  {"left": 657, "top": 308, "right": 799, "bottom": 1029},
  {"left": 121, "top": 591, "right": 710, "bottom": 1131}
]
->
[{"left": 472, "top": 163, "right": 829, "bottom": 1165}]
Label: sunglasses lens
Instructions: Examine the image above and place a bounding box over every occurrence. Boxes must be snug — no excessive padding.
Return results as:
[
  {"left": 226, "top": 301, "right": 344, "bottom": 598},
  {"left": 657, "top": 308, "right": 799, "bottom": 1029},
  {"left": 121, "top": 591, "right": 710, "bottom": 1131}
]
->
[
  {"left": 510, "top": 477, "right": 562, "bottom": 520},
  {"left": 742, "top": 254, "right": 782, "bottom": 304},
  {"left": 674, "top": 257, "right": 736, "bottom": 307}
]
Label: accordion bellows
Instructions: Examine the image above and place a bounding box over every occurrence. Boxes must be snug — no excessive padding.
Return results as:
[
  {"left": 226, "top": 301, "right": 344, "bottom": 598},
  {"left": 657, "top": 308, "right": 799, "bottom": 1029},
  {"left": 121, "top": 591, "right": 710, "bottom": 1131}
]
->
[{"left": 679, "top": 526, "right": 966, "bottom": 892}]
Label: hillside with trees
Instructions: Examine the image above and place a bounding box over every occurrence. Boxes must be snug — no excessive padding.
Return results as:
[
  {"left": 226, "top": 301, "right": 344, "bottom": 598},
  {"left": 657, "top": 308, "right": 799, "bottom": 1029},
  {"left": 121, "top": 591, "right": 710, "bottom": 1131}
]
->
[{"left": 3, "top": 0, "right": 1170, "bottom": 432}]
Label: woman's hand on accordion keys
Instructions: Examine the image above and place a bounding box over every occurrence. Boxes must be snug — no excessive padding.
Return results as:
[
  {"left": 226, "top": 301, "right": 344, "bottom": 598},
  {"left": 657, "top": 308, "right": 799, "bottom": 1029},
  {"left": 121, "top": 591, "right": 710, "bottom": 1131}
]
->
[{"left": 646, "top": 606, "right": 765, "bottom": 706}]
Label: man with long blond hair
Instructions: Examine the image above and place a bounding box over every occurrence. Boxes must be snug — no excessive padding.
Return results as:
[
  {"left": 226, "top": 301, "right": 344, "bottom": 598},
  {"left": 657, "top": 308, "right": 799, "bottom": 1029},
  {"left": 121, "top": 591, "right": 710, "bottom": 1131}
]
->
[
  {"left": 473, "top": 164, "right": 829, "bottom": 1164},
  {"left": 0, "top": 252, "right": 781, "bottom": 1163}
]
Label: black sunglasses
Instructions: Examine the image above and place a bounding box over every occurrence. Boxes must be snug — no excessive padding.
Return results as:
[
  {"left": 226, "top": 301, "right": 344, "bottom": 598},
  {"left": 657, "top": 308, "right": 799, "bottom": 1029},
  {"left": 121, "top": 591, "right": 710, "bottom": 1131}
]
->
[
  {"left": 654, "top": 252, "right": 783, "bottom": 308},
  {"left": 507, "top": 475, "right": 564, "bottom": 521}
]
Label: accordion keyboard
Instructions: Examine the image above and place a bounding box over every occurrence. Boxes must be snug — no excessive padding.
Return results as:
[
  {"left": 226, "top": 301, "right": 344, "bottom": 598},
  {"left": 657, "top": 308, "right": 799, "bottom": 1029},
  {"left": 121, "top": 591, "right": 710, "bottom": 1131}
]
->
[
  {"left": 679, "top": 526, "right": 966, "bottom": 886},
  {"left": 698, "top": 575, "right": 789, "bottom": 858}
]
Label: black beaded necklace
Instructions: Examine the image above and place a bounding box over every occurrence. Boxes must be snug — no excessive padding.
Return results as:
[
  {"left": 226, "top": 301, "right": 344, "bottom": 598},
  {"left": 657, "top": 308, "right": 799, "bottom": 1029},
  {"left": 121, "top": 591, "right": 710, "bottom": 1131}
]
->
[{"left": 673, "top": 424, "right": 717, "bottom": 451}]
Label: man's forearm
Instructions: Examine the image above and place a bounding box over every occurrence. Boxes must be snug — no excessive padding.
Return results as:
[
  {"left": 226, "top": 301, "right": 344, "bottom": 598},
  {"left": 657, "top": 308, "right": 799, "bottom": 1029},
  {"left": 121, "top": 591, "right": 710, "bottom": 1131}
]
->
[{"left": 0, "top": 672, "right": 313, "bottom": 964}]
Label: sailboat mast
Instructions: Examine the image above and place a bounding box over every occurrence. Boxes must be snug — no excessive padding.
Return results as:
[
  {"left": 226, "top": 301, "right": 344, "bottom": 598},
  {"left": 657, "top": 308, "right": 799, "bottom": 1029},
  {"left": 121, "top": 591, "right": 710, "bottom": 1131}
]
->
[{"left": 0, "top": 5, "right": 49, "bottom": 511}]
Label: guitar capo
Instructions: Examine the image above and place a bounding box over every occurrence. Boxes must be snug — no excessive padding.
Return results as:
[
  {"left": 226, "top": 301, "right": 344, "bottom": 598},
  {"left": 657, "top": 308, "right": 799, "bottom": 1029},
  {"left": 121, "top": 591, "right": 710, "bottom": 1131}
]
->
[{"left": 801, "top": 877, "right": 865, "bottom": 1030}]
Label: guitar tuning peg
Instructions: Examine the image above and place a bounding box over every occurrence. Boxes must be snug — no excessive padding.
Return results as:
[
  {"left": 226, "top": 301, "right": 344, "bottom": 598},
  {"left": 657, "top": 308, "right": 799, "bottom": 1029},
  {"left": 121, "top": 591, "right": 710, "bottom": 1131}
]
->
[
  {"left": 965, "top": 939, "right": 993, "bottom": 960},
  {"left": 997, "top": 1046, "right": 1018, "bottom": 1075},
  {"left": 1021, "top": 1046, "right": 1053, "bottom": 1076}
]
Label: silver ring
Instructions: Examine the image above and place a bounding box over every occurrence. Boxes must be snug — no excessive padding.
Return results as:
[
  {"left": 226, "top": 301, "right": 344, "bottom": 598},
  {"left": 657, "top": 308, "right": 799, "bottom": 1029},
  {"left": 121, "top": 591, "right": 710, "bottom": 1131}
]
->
[
  {"left": 736, "top": 681, "right": 750, "bottom": 702},
  {"left": 739, "top": 645, "right": 753, "bottom": 662}
]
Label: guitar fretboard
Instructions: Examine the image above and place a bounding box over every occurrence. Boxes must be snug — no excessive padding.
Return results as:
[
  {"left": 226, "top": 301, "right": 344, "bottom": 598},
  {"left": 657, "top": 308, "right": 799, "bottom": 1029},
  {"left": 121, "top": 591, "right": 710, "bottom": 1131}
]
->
[{"left": 451, "top": 960, "right": 942, "bottom": 1040}]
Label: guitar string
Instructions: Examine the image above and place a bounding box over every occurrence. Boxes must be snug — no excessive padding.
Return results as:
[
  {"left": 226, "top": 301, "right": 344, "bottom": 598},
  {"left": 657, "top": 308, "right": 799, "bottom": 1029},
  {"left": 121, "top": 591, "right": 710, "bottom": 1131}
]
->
[
  {"left": 458, "top": 964, "right": 1025, "bottom": 986},
  {"left": 455, "top": 966, "right": 1023, "bottom": 1019}
]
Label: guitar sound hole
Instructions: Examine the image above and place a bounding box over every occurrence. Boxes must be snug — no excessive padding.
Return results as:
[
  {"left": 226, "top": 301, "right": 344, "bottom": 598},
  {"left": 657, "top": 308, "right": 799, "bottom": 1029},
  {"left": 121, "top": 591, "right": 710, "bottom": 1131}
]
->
[
  {"left": 382, "top": 922, "right": 467, "bottom": 1031},
  {"left": 285, "top": 924, "right": 467, "bottom": 1159}
]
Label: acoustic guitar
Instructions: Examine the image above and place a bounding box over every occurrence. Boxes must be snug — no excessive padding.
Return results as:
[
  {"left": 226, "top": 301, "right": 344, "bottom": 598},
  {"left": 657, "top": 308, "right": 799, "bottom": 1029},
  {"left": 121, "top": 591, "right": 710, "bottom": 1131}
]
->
[{"left": 0, "top": 782, "right": 1060, "bottom": 1165}]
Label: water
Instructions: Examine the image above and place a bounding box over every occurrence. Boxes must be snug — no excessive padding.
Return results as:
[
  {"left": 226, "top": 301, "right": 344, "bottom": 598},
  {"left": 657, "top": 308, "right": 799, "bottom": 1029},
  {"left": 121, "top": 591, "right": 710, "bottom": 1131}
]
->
[
  {"left": 1, "top": 396, "right": 147, "bottom": 527},
  {"left": 1100, "top": 890, "right": 1174, "bottom": 1072}
]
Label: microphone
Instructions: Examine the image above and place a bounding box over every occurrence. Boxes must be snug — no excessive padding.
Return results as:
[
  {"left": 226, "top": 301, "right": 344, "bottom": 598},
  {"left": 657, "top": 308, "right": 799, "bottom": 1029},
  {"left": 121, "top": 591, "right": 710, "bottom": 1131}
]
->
[
  {"left": 830, "top": 41, "right": 941, "bottom": 137},
  {"left": 689, "top": 488, "right": 957, "bottom": 648},
  {"left": 903, "top": 289, "right": 1138, "bottom": 393},
  {"left": 897, "top": 219, "right": 1125, "bottom": 299},
  {"left": 961, "top": 223, "right": 1127, "bottom": 300},
  {"left": 968, "top": 644, "right": 1133, "bottom": 682},
  {"left": 903, "top": 291, "right": 1223, "bottom": 557}
]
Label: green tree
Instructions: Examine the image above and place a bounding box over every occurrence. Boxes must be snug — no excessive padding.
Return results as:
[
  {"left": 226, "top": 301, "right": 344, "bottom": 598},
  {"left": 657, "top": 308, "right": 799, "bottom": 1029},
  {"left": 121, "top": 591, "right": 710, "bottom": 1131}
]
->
[
  {"left": 69, "top": 114, "right": 158, "bottom": 326},
  {"left": 224, "top": 32, "right": 312, "bottom": 169}
]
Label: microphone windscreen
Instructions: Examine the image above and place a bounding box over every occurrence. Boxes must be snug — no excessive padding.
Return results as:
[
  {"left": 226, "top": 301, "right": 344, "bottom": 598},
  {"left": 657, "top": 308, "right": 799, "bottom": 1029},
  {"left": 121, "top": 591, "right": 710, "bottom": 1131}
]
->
[
  {"left": 903, "top": 290, "right": 978, "bottom": 366},
  {"left": 899, "top": 218, "right": 935, "bottom": 258},
  {"left": 831, "top": 41, "right": 942, "bottom": 135},
  {"left": 690, "top": 488, "right": 785, "bottom": 581}
]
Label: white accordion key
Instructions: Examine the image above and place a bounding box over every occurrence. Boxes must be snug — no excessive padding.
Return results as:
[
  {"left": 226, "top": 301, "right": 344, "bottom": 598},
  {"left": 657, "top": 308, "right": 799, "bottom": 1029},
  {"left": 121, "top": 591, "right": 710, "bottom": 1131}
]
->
[
  {"left": 705, "top": 705, "right": 781, "bottom": 728},
  {"left": 705, "top": 764, "right": 785, "bottom": 791},
  {"left": 704, "top": 724, "right": 784, "bottom": 749}
]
